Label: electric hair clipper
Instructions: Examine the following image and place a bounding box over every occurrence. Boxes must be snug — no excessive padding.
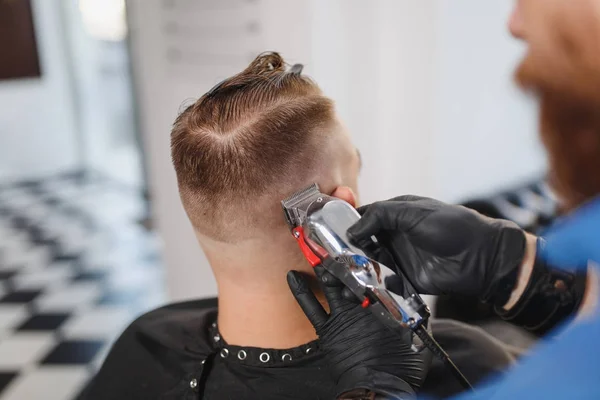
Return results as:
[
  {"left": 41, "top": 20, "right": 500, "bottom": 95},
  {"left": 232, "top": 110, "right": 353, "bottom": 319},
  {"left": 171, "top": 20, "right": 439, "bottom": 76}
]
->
[{"left": 282, "top": 183, "right": 472, "bottom": 390}]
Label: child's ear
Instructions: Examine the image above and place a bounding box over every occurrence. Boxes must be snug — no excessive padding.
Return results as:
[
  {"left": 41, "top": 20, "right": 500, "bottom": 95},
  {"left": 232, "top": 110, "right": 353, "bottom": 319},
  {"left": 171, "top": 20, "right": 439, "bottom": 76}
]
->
[{"left": 331, "top": 186, "right": 356, "bottom": 207}]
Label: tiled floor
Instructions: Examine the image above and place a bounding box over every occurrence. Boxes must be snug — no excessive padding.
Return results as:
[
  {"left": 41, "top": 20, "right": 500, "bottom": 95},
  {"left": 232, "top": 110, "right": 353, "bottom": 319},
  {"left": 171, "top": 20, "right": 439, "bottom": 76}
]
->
[{"left": 0, "top": 172, "right": 166, "bottom": 400}]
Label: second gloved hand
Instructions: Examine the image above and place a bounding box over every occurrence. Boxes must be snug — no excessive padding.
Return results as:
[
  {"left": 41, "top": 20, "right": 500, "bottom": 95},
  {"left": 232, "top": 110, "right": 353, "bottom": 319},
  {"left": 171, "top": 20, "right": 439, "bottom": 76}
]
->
[
  {"left": 347, "top": 196, "right": 527, "bottom": 306},
  {"left": 287, "top": 262, "right": 431, "bottom": 399}
]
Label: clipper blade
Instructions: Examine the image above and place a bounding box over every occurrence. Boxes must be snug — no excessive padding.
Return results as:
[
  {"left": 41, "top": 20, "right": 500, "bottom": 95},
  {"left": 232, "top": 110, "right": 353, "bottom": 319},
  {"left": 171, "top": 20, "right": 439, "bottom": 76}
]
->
[{"left": 281, "top": 183, "right": 322, "bottom": 230}]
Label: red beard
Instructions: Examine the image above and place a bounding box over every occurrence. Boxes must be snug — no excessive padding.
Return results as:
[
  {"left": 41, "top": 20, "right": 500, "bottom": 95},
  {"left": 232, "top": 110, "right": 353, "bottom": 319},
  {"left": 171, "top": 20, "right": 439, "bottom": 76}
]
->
[{"left": 516, "top": 45, "right": 600, "bottom": 211}]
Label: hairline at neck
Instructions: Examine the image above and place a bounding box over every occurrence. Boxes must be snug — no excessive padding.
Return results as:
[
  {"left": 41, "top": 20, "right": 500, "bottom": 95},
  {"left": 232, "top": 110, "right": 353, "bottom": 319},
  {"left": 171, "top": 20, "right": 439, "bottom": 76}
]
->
[{"left": 199, "top": 236, "right": 321, "bottom": 349}]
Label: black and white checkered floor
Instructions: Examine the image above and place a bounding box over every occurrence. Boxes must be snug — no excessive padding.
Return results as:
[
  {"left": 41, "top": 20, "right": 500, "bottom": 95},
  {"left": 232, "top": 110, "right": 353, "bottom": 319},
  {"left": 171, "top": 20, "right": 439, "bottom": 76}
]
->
[{"left": 0, "top": 172, "right": 166, "bottom": 400}]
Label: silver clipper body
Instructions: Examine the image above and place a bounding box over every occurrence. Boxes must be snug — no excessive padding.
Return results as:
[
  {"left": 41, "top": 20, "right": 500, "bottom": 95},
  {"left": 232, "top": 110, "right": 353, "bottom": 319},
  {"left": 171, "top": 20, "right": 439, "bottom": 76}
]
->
[
  {"left": 282, "top": 183, "right": 473, "bottom": 390},
  {"left": 282, "top": 183, "right": 429, "bottom": 333}
]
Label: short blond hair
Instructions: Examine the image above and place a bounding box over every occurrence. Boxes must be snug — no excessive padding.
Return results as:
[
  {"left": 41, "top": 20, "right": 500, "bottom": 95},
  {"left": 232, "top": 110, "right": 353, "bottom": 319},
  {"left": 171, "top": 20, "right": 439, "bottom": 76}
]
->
[{"left": 171, "top": 53, "right": 337, "bottom": 242}]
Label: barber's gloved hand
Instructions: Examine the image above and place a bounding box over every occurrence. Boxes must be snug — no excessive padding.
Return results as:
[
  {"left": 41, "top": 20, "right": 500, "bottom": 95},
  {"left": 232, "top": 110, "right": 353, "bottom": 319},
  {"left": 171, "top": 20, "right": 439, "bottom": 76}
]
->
[
  {"left": 287, "top": 262, "right": 431, "bottom": 400},
  {"left": 347, "top": 195, "right": 527, "bottom": 306}
]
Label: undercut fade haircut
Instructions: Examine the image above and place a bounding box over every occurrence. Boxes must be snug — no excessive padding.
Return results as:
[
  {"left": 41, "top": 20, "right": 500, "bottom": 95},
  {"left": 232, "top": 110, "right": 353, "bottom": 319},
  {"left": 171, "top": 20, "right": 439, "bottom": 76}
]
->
[{"left": 171, "top": 52, "right": 336, "bottom": 242}]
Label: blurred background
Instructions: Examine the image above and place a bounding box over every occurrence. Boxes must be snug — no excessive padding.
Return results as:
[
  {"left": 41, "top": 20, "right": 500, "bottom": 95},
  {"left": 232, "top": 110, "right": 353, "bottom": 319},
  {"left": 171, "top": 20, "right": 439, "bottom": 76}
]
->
[{"left": 0, "top": 0, "right": 548, "bottom": 398}]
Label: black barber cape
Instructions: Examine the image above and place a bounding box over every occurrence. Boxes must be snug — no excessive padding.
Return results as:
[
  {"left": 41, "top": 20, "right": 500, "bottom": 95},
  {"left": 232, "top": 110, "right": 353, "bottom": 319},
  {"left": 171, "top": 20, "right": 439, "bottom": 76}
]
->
[{"left": 80, "top": 300, "right": 517, "bottom": 400}]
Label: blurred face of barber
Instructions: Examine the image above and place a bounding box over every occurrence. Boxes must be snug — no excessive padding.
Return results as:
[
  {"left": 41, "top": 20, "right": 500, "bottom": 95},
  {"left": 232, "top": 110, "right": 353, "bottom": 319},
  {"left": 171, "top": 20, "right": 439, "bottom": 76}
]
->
[
  {"left": 509, "top": 0, "right": 600, "bottom": 209},
  {"left": 509, "top": 0, "right": 600, "bottom": 92}
]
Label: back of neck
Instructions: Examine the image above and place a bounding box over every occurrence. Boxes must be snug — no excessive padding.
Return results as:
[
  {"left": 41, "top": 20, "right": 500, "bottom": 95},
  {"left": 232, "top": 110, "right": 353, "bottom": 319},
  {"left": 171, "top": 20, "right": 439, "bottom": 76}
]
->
[
  {"left": 203, "top": 239, "right": 319, "bottom": 349},
  {"left": 217, "top": 279, "right": 318, "bottom": 349}
]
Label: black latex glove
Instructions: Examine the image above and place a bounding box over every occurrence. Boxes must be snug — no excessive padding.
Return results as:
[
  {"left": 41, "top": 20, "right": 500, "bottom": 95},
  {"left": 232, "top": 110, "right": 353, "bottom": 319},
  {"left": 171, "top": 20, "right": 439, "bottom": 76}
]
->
[
  {"left": 287, "top": 261, "right": 431, "bottom": 400},
  {"left": 347, "top": 196, "right": 527, "bottom": 306}
]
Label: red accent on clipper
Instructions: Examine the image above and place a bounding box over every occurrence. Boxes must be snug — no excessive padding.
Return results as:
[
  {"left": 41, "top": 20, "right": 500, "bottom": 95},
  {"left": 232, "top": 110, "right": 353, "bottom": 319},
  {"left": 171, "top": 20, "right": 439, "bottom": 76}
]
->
[
  {"left": 292, "top": 227, "right": 321, "bottom": 267},
  {"left": 361, "top": 297, "right": 370, "bottom": 308}
]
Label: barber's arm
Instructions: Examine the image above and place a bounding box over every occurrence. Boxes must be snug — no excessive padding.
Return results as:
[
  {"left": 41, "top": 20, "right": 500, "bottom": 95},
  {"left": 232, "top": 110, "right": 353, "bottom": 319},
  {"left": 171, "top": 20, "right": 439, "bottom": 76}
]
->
[
  {"left": 287, "top": 259, "right": 432, "bottom": 400},
  {"left": 347, "top": 196, "right": 589, "bottom": 335}
]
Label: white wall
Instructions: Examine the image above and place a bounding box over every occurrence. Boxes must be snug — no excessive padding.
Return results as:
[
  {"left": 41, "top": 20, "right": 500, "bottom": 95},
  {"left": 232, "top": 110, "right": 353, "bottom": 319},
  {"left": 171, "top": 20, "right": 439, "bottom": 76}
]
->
[
  {"left": 62, "top": 0, "right": 141, "bottom": 186},
  {"left": 309, "top": 1, "right": 437, "bottom": 204},
  {"left": 0, "top": 0, "right": 79, "bottom": 181},
  {"left": 432, "top": 0, "right": 545, "bottom": 202},
  {"left": 310, "top": 0, "right": 545, "bottom": 204}
]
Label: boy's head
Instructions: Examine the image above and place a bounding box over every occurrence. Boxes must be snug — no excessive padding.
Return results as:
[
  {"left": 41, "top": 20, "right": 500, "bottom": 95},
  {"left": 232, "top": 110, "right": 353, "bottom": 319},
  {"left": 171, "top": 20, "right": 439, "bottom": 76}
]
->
[{"left": 171, "top": 53, "right": 360, "bottom": 244}]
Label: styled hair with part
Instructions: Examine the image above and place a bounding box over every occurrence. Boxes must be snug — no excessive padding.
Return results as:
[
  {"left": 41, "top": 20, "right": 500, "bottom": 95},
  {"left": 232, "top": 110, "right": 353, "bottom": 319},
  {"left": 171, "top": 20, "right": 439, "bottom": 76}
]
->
[{"left": 171, "top": 52, "right": 336, "bottom": 242}]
